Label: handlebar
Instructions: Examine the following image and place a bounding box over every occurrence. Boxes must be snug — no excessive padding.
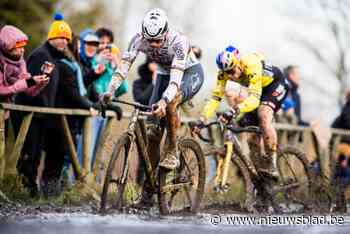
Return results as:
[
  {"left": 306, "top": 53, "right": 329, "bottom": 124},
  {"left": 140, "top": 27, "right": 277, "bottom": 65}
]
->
[
  {"left": 189, "top": 120, "right": 262, "bottom": 144},
  {"left": 111, "top": 99, "right": 154, "bottom": 116},
  {"left": 226, "top": 125, "right": 262, "bottom": 134},
  {"left": 188, "top": 121, "right": 220, "bottom": 143},
  {"left": 112, "top": 99, "right": 152, "bottom": 111}
]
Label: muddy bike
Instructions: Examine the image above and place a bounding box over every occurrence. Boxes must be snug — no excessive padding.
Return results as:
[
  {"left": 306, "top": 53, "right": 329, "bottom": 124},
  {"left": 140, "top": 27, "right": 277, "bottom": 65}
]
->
[
  {"left": 100, "top": 100, "right": 206, "bottom": 215},
  {"left": 190, "top": 118, "right": 313, "bottom": 213}
]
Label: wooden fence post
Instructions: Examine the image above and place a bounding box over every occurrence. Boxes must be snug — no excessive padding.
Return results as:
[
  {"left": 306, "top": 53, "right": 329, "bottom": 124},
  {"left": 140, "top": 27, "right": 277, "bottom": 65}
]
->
[
  {"left": 5, "top": 112, "right": 33, "bottom": 175},
  {"left": 92, "top": 117, "right": 114, "bottom": 181},
  {"left": 83, "top": 117, "right": 92, "bottom": 175},
  {"left": 61, "top": 115, "right": 82, "bottom": 180}
]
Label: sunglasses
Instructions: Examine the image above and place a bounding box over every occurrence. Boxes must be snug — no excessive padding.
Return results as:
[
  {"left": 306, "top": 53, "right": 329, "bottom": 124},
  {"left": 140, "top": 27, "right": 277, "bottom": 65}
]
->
[
  {"left": 15, "top": 40, "right": 27, "bottom": 48},
  {"left": 147, "top": 38, "right": 164, "bottom": 44}
]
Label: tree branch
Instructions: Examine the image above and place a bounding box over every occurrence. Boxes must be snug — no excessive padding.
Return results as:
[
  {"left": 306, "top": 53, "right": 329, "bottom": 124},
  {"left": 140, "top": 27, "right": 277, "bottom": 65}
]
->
[{"left": 289, "top": 34, "right": 336, "bottom": 75}]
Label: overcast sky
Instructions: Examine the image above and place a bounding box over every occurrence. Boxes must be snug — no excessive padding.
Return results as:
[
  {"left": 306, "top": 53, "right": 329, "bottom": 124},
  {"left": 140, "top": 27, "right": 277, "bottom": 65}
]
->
[{"left": 102, "top": 0, "right": 347, "bottom": 124}]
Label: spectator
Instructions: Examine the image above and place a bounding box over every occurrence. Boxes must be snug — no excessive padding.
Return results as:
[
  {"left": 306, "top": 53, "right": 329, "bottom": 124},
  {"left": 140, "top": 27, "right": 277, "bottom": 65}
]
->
[
  {"left": 95, "top": 27, "right": 120, "bottom": 68},
  {"left": 0, "top": 25, "right": 48, "bottom": 122},
  {"left": 57, "top": 34, "right": 100, "bottom": 114},
  {"left": 88, "top": 28, "right": 127, "bottom": 170},
  {"left": 331, "top": 91, "right": 350, "bottom": 212},
  {"left": 58, "top": 35, "right": 102, "bottom": 183},
  {"left": 283, "top": 65, "right": 309, "bottom": 126},
  {"left": 276, "top": 96, "right": 297, "bottom": 124},
  {"left": 332, "top": 152, "right": 350, "bottom": 213},
  {"left": 132, "top": 57, "right": 157, "bottom": 105},
  {"left": 14, "top": 13, "right": 72, "bottom": 197},
  {"left": 78, "top": 29, "right": 104, "bottom": 97},
  {"left": 331, "top": 91, "right": 350, "bottom": 141},
  {"left": 92, "top": 27, "right": 128, "bottom": 101}
]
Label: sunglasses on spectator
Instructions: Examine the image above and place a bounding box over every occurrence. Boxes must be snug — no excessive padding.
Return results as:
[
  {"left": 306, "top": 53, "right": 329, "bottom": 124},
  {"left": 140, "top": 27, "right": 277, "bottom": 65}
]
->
[{"left": 15, "top": 40, "right": 27, "bottom": 48}]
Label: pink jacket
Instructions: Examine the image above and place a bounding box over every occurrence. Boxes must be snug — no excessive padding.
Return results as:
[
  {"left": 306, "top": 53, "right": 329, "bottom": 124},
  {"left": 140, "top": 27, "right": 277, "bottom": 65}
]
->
[{"left": 0, "top": 25, "right": 46, "bottom": 118}]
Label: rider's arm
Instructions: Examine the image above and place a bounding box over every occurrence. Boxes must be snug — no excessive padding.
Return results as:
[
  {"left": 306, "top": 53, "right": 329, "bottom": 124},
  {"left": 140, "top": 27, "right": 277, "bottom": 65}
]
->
[
  {"left": 161, "top": 36, "right": 190, "bottom": 103},
  {"left": 237, "top": 55, "right": 263, "bottom": 113},
  {"left": 107, "top": 34, "right": 141, "bottom": 95},
  {"left": 200, "top": 72, "right": 227, "bottom": 120}
]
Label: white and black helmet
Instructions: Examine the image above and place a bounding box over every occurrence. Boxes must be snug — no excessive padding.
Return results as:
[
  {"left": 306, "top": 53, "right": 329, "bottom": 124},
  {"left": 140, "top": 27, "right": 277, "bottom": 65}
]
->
[{"left": 142, "top": 8, "right": 168, "bottom": 39}]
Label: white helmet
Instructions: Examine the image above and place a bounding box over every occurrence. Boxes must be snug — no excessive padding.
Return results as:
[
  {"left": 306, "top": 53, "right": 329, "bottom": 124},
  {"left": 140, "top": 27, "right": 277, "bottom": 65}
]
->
[{"left": 142, "top": 8, "right": 168, "bottom": 39}]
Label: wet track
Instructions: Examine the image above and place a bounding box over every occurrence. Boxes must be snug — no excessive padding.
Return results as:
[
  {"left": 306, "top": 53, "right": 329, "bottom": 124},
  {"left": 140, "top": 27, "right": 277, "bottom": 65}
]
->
[{"left": 1, "top": 212, "right": 350, "bottom": 234}]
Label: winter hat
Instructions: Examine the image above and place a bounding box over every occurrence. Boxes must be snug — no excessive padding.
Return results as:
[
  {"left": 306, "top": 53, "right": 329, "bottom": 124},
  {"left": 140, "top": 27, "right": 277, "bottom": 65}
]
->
[
  {"left": 79, "top": 29, "right": 99, "bottom": 64},
  {"left": 47, "top": 13, "right": 72, "bottom": 41},
  {"left": 0, "top": 25, "right": 28, "bottom": 52},
  {"left": 83, "top": 34, "right": 99, "bottom": 44}
]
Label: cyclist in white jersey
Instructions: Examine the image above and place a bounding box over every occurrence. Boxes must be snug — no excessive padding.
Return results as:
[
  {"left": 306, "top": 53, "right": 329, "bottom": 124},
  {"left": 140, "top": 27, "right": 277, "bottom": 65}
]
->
[{"left": 105, "top": 9, "right": 204, "bottom": 178}]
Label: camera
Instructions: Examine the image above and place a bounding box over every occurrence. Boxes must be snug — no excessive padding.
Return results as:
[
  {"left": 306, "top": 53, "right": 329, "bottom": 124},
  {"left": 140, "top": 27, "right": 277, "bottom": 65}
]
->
[
  {"left": 41, "top": 61, "right": 55, "bottom": 76},
  {"left": 105, "top": 44, "right": 113, "bottom": 51}
]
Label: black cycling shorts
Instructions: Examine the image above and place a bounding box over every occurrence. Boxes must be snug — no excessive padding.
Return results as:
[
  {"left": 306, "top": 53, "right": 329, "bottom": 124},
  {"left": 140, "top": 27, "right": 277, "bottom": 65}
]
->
[
  {"left": 239, "top": 66, "right": 288, "bottom": 127},
  {"left": 148, "top": 63, "right": 204, "bottom": 105}
]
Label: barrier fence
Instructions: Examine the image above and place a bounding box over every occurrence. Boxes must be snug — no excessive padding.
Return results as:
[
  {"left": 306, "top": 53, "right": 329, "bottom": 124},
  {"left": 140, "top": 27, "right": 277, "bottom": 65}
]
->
[{"left": 0, "top": 103, "right": 350, "bottom": 200}]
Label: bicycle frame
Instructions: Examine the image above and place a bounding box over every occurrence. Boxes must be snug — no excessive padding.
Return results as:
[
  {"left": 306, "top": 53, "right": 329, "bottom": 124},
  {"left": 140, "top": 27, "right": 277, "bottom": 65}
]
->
[
  {"left": 193, "top": 121, "right": 261, "bottom": 191},
  {"left": 214, "top": 124, "right": 243, "bottom": 190},
  {"left": 112, "top": 101, "right": 158, "bottom": 191}
]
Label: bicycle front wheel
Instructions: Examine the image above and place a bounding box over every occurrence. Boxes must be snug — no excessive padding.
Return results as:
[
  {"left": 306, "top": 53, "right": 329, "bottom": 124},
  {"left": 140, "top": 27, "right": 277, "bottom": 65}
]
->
[
  {"left": 158, "top": 138, "right": 206, "bottom": 215},
  {"left": 100, "top": 133, "right": 138, "bottom": 213},
  {"left": 276, "top": 145, "right": 312, "bottom": 212}
]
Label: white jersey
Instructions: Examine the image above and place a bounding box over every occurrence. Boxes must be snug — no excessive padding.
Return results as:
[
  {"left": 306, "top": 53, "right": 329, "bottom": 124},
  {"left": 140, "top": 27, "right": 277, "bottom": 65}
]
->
[
  {"left": 119, "top": 28, "right": 198, "bottom": 76},
  {"left": 110, "top": 28, "right": 199, "bottom": 102}
]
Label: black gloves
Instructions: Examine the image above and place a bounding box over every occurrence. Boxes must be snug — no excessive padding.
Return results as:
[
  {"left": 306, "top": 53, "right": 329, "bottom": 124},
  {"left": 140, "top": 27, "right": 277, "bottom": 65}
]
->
[
  {"left": 93, "top": 101, "right": 122, "bottom": 120},
  {"left": 108, "top": 104, "right": 123, "bottom": 120},
  {"left": 221, "top": 107, "right": 240, "bottom": 122}
]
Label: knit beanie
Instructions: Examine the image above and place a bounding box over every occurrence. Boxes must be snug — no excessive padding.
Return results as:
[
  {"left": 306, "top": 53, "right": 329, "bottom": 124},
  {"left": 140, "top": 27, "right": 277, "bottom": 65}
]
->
[{"left": 47, "top": 13, "right": 72, "bottom": 41}]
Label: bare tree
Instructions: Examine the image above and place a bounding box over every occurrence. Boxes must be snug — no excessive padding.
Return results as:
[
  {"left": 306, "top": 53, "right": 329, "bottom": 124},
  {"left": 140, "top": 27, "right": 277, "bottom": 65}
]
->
[
  {"left": 106, "top": 0, "right": 132, "bottom": 47},
  {"left": 100, "top": 0, "right": 198, "bottom": 48},
  {"left": 146, "top": 0, "right": 199, "bottom": 36},
  {"left": 289, "top": 0, "right": 350, "bottom": 107}
]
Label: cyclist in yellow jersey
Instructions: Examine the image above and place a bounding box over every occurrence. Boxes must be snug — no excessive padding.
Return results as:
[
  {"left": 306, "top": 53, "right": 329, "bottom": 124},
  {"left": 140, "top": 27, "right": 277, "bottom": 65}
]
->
[{"left": 195, "top": 46, "right": 288, "bottom": 179}]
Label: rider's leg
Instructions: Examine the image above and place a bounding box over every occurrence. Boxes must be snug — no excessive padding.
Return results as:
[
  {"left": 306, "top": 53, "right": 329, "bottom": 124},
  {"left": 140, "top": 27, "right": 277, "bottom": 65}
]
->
[
  {"left": 258, "top": 104, "right": 279, "bottom": 178},
  {"left": 247, "top": 132, "right": 262, "bottom": 176},
  {"left": 165, "top": 94, "right": 181, "bottom": 150},
  {"left": 159, "top": 64, "right": 204, "bottom": 170},
  {"left": 256, "top": 66, "right": 288, "bottom": 178},
  {"left": 158, "top": 94, "right": 182, "bottom": 170}
]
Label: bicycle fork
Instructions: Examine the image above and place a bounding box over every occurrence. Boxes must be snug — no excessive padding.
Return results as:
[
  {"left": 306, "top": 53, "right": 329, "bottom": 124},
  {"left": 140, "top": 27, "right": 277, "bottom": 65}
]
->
[
  {"left": 214, "top": 140, "right": 234, "bottom": 193},
  {"left": 214, "top": 127, "right": 236, "bottom": 193}
]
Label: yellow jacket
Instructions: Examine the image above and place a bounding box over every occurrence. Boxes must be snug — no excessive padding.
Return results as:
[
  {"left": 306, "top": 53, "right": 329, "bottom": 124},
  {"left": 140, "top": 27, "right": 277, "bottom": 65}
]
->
[{"left": 201, "top": 53, "right": 274, "bottom": 119}]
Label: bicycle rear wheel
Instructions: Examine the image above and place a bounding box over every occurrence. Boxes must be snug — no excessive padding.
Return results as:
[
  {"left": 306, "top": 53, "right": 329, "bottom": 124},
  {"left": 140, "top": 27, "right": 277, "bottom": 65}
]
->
[
  {"left": 158, "top": 138, "right": 206, "bottom": 215},
  {"left": 100, "top": 133, "right": 139, "bottom": 213},
  {"left": 275, "top": 145, "right": 312, "bottom": 213}
]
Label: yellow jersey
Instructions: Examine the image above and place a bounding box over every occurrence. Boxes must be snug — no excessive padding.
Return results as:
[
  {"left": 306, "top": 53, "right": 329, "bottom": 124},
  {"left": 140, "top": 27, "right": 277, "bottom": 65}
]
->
[{"left": 201, "top": 53, "right": 275, "bottom": 119}]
